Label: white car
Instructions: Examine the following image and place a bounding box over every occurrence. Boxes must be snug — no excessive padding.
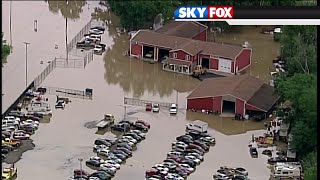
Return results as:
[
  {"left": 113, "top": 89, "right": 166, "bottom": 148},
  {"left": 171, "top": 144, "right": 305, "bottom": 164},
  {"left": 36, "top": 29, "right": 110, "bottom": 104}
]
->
[
  {"left": 153, "top": 164, "right": 169, "bottom": 172},
  {"left": 104, "top": 160, "right": 121, "bottom": 169},
  {"left": 165, "top": 173, "right": 184, "bottom": 180},
  {"left": 3, "top": 116, "right": 20, "bottom": 122},
  {"left": 200, "top": 136, "right": 216, "bottom": 144},
  {"left": 179, "top": 163, "right": 195, "bottom": 172},
  {"left": 152, "top": 103, "right": 160, "bottom": 112},
  {"left": 90, "top": 156, "right": 104, "bottom": 164},
  {"left": 89, "top": 177, "right": 100, "bottom": 180},
  {"left": 93, "top": 144, "right": 108, "bottom": 151},
  {"left": 106, "top": 156, "right": 122, "bottom": 164},
  {"left": 169, "top": 103, "right": 177, "bottom": 115},
  {"left": 100, "top": 163, "right": 117, "bottom": 172},
  {"left": 167, "top": 151, "right": 183, "bottom": 157},
  {"left": 25, "top": 119, "right": 40, "bottom": 125},
  {"left": 97, "top": 148, "right": 110, "bottom": 154},
  {"left": 187, "top": 152, "right": 204, "bottom": 161},
  {"left": 102, "top": 162, "right": 119, "bottom": 170},
  {"left": 172, "top": 141, "right": 187, "bottom": 147},
  {"left": 185, "top": 155, "right": 201, "bottom": 164},
  {"left": 122, "top": 136, "right": 138, "bottom": 144},
  {"left": 93, "top": 45, "right": 104, "bottom": 54},
  {"left": 89, "top": 29, "right": 104, "bottom": 35},
  {"left": 213, "top": 173, "right": 231, "bottom": 180}
]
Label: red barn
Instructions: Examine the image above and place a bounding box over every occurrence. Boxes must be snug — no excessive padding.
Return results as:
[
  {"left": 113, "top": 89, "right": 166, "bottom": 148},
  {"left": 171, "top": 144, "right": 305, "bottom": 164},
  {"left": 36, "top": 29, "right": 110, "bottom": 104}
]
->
[
  {"left": 186, "top": 75, "right": 280, "bottom": 117},
  {"left": 130, "top": 27, "right": 252, "bottom": 75}
]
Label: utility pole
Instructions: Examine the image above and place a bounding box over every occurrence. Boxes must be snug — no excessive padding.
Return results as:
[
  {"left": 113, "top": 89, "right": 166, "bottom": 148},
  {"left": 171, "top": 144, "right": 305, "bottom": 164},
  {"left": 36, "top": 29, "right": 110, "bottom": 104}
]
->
[
  {"left": 78, "top": 158, "right": 83, "bottom": 178},
  {"left": 23, "top": 42, "right": 30, "bottom": 88},
  {"left": 9, "top": 0, "right": 12, "bottom": 51},
  {"left": 65, "top": 0, "right": 69, "bottom": 64}
]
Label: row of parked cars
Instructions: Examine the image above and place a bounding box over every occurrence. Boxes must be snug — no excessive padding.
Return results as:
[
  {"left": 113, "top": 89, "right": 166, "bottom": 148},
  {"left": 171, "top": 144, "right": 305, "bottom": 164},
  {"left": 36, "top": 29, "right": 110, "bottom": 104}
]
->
[
  {"left": 2, "top": 88, "right": 50, "bottom": 160},
  {"left": 213, "top": 166, "right": 249, "bottom": 180},
  {"left": 76, "top": 25, "right": 106, "bottom": 55},
  {"left": 145, "top": 129, "right": 216, "bottom": 180},
  {"left": 72, "top": 120, "right": 151, "bottom": 180}
]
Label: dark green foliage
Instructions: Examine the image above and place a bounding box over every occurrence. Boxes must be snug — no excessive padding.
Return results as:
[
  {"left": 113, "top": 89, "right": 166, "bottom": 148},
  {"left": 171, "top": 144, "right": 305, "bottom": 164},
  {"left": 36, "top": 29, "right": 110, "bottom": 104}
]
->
[{"left": 2, "top": 33, "right": 11, "bottom": 62}]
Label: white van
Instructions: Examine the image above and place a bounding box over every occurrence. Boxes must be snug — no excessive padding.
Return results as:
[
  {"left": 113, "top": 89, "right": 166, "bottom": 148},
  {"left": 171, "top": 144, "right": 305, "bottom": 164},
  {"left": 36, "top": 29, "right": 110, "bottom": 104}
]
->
[
  {"left": 186, "top": 120, "right": 208, "bottom": 133},
  {"left": 272, "top": 165, "right": 301, "bottom": 178},
  {"left": 30, "top": 101, "right": 50, "bottom": 108},
  {"left": 28, "top": 106, "right": 52, "bottom": 116}
]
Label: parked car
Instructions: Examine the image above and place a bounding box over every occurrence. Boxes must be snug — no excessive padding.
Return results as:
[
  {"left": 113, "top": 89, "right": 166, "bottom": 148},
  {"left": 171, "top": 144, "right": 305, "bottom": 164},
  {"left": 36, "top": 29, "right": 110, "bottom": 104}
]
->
[
  {"left": 169, "top": 103, "right": 178, "bottom": 115},
  {"left": 55, "top": 100, "right": 65, "bottom": 109},
  {"left": 124, "top": 133, "right": 142, "bottom": 141},
  {"left": 179, "top": 163, "right": 195, "bottom": 173},
  {"left": 113, "top": 153, "right": 127, "bottom": 161},
  {"left": 199, "top": 136, "right": 216, "bottom": 145},
  {"left": 213, "top": 173, "right": 231, "bottom": 180},
  {"left": 267, "top": 156, "right": 287, "bottom": 164},
  {"left": 91, "top": 26, "right": 105, "bottom": 31},
  {"left": 104, "top": 160, "right": 121, "bottom": 169},
  {"left": 249, "top": 147, "right": 258, "bottom": 158},
  {"left": 146, "top": 103, "right": 152, "bottom": 111},
  {"left": 116, "top": 147, "right": 132, "bottom": 156},
  {"left": 122, "top": 136, "right": 138, "bottom": 144},
  {"left": 118, "top": 120, "right": 134, "bottom": 126},
  {"left": 86, "top": 159, "right": 101, "bottom": 168},
  {"left": 145, "top": 168, "right": 159, "bottom": 178},
  {"left": 111, "top": 124, "right": 130, "bottom": 132},
  {"left": 113, "top": 149, "right": 129, "bottom": 158},
  {"left": 74, "top": 169, "right": 89, "bottom": 177},
  {"left": 93, "top": 45, "right": 105, "bottom": 54},
  {"left": 90, "top": 156, "right": 104, "bottom": 164},
  {"left": 117, "top": 142, "right": 133, "bottom": 150},
  {"left": 187, "top": 152, "right": 203, "bottom": 161},
  {"left": 152, "top": 103, "right": 160, "bottom": 112},
  {"left": 193, "top": 140, "right": 210, "bottom": 151},
  {"left": 106, "top": 155, "right": 122, "bottom": 164},
  {"left": 89, "top": 171, "right": 112, "bottom": 180},
  {"left": 179, "top": 159, "right": 197, "bottom": 168},
  {"left": 13, "top": 132, "right": 30, "bottom": 140},
  {"left": 184, "top": 155, "right": 201, "bottom": 165},
  {"left": 97, "top": 148, "right": 110, "bottom": 155},
  {"left": 165, "top": 173, "right": 184, "bottom": 180},
  {"left": 185, "top": 149, "right": 205, "bottom": 156},
  {"left": 235, "top": 167, "right": 248, "bottom": 176},
  {"left": 133, "top": 123, "right": 148, "bottom": 132},
  {"left": 94, "top": 139, "right": 112, "bottom": 147},
  {"left": 117, "top": 138, "right": 135, "bottom": 147},
  {"left": 89, "top": 28, "right": 104, "bottom": 35},
  {"left": 233, "top": 175, "right": 250, "bottom": 180},
  {"left": 130, "top": 130, "right": 146, "bottom": 138},
  {"left": 99, "top": 164, "right": 117, "bottom": 176},
  {"left": 135, "top": 120, "right": 150, "bottom": 129},
  {"left": 93, "top": 144, "right": 109, "bottom": 152}
]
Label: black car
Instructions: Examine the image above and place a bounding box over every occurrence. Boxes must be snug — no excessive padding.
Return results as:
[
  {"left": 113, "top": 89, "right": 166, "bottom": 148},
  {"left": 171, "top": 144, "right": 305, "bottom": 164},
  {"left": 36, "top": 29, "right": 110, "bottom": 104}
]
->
[
  {"left": 133, "top": 123, "right": 148, "bottom": 132},
  {"left": 94, "top": 139, "right": 112, "bottom": 147},
  {"left": 116, "top": 147, "right": 132, "bottom": 156},
  {"left": 176, "top": 135, "right": 193, "bottom": 142},
  {"left": 90, "top": 171, "right": 112, "bottom": 180},
  {"left": 76, "top": 41, "right": 95, "bottom": 49},
  {"left": 268, "top": 156, "right": 287, "bottom": 164},
  {"left": 113, "top": 150, "right": 129, "bottom": 157},
  {"left": 185, "top": 149, "right": 205, "bottom": 156},
  {"left": 179, "top": 159, "right": 197, "bottom": 168},
  {"left": 91, "top": 26, "right": 105, "bottom": 32},
  {"left": 119, "top": 120, "right": 134, "bottom": 126},
  {"left": 113, "top": 153, "right": 127, "bottom": 161},
  {"left": 164, "top": 158, "right": 178, "bottom": 164},
  {"left": 2, "top": 148, "right": 9, "bottom": 154},
  {"left": 111, "top": 124, "right": 131, "bottom": 132},
  {"left": 124, "top": 133, "right": 142, "bottom": 141},
  {"left": 117, "top": 143, "right": 133, "bottom": 151},
  {"left": 193, "top": 140, "right": 210, "bottom": 151},
  {"left": 86, "top": 159, "right": 100, "bottom": 168},
  {"left": 250, "top": 147, "right": 258, "bottom": 158}
]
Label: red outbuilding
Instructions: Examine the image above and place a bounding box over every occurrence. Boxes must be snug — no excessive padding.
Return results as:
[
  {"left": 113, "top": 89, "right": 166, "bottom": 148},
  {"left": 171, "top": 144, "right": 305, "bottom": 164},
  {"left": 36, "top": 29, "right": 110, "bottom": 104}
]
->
[
  {"left": 186, "top": 75, "right": 280, "bottom": 117},
  {"left": 129, "top": 21, "right": 252, "bottom": 75}
]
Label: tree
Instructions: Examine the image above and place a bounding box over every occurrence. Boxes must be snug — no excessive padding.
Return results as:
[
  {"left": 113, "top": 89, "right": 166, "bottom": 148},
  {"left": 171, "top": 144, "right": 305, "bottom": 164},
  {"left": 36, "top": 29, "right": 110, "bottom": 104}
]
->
[
  {"left": 302, "top": 150, "right": 317, "bottom": 180},
  {"left": 275, "top": 74, "right": 317, "bottom": 157},
  {"left": 280, "top": 26, "right": 317, "bottom": 76},
  {"left": 2, "top": 33, "right": 11, "bottom": 63}
]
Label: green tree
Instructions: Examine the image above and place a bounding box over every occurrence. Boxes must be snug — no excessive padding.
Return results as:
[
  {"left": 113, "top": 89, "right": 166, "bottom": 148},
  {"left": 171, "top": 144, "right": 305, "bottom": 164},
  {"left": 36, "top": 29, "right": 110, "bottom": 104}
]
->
[
  {"left": 302, "top": 150, "right": 317, "bottom": 180},
  {"left": 280, "top": 26, "right": 317, "bottom": 76},
  {"left": 2, "top": 33, "right": 11, "bottom": 63}
]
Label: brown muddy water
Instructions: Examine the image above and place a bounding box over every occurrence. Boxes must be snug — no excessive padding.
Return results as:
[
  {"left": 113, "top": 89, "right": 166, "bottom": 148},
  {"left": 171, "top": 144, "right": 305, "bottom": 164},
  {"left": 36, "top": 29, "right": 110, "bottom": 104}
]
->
[{"left": 2, "top": 2, "right": 280, "bottom": 180}]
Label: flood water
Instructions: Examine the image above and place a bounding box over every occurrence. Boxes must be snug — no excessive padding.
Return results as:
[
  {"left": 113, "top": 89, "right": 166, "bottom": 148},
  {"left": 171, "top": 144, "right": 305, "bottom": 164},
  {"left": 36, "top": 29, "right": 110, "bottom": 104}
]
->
[{"left": 2, "top": 1, "right": 280, "bottom": 180}]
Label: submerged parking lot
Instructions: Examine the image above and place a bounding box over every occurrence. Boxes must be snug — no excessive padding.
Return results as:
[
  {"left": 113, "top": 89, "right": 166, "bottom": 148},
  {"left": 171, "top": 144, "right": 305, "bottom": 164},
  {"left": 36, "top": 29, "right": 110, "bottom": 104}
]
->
[{"left": 3, "top": 1, "right": 282, "bottom": 180}]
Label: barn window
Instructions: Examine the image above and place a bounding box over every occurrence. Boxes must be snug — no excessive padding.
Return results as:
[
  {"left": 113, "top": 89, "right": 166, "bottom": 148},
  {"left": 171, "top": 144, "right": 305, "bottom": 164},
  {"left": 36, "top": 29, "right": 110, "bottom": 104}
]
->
[
  {"left": 186, "top": 55, "right": 190, "bottom": 60},
  {"left": 173, "top": 52, "right": 177, "bottom": 58}
]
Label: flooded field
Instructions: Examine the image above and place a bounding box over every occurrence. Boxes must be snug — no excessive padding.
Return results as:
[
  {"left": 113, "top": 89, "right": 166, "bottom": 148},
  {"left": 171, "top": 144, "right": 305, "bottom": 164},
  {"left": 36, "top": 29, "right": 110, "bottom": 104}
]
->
[{"left": 2, "top": 2, "right": 281, "bottom": 180}]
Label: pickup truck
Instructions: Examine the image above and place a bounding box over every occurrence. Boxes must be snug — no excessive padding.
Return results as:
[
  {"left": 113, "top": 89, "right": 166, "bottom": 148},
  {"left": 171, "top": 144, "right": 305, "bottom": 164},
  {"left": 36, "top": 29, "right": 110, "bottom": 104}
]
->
[{"left": 2, "top": 138, "right": 21, "bottom": 147}]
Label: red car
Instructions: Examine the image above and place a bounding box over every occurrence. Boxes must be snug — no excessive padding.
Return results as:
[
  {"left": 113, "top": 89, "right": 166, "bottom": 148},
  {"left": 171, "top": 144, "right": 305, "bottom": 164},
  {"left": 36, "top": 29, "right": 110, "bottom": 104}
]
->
[
  {"left": 146, "top": 103, "right": 152, "bottom": 111},
  {"left": 136, "top": 120, "right": 151, "bottom": 129},
  {"left": 145, "top": 168, "right": 158, "bottom": 177}
]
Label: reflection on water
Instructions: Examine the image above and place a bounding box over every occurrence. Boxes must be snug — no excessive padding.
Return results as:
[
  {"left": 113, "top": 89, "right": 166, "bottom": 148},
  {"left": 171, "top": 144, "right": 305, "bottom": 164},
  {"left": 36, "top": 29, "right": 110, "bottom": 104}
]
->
[
  {"left": 92, "top": 8, "right": 200, "bottom": 98},
  {"left": 186, "top": 111, "right": 266, "bottom": 135},
  {"left": 46, "top": 0, "right": 86, "bottom": 20}
]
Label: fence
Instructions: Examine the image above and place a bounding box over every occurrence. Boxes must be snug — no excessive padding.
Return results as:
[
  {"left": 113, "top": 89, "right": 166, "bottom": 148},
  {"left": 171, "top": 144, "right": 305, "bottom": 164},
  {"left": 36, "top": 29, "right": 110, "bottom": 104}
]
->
[
  {"left": 67, "top": 20, "right": 92, "bottom": 53},
  {"left": 84, "top": 51, "right": 94, "bottom": 68},
  {"left": 55, "top": 58, "right": 86, "bottom": 68},
  {"left": 124, "top": 97, "right": 176, "bottom": 109},
  {"left": 42, "top": 86, "right": 92, "bottom": 100},
  {"left": 34, "top": 59, "right": 56, "bottom": 88}
]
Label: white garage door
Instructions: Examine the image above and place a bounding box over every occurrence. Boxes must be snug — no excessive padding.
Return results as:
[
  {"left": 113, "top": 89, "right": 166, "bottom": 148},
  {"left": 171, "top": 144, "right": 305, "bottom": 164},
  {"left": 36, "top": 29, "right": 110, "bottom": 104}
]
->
[{"left": 218, "top": 58, "right": 232, "bottom": 73}]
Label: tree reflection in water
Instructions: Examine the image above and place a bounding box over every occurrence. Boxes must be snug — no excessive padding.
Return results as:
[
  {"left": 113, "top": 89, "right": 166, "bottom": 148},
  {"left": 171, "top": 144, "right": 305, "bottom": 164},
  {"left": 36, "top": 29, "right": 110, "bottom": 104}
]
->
[
  {"left": 91, "top": 7, "right": 199, "bottom": 98},
  {"left": 46, "top": 0, "right": 86, "bottom": 20}
]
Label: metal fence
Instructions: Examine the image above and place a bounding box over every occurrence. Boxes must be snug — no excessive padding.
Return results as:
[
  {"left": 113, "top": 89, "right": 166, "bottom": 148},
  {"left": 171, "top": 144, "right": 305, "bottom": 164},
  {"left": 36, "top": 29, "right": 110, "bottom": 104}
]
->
[
  {"left": 84, "top": 51, "right": 94, "bottom": 68},
  {"left": 42, "top": 86, "right": 92, "bottom": 100},
  {"left": 34, "top": 59, "right": 56, "bottom": 88},
  {"left": 55, "top": 58, "right": 85, "bottom": 68},
  {"left": 124, "top": 97, "right": 176, "bottom": 109},
  {"left": 67, "top": 20, "right": 92, "bottom": 53}
]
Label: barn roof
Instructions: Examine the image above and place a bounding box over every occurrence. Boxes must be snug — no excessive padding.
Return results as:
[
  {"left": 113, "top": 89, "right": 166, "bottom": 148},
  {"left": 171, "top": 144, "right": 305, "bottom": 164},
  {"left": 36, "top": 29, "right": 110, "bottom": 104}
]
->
[
  {"left": 155, "top": 21, "right": 208, "bottom": 39},
  {"left": 131, "top": 30, "right": 244, "bottom": 59},
  {"left": 187, "top": 75, "right": 279, "bottom": 112}
]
